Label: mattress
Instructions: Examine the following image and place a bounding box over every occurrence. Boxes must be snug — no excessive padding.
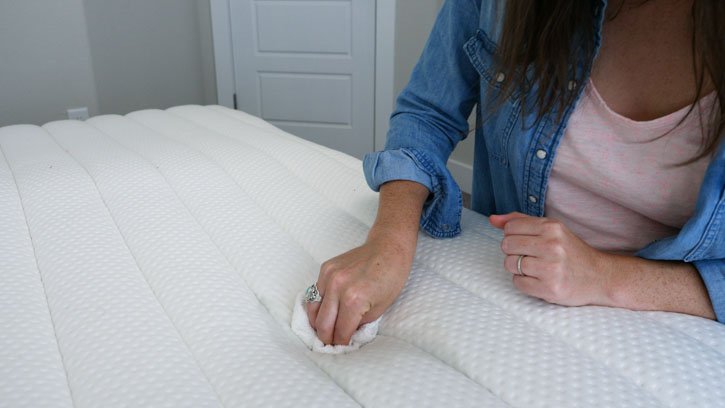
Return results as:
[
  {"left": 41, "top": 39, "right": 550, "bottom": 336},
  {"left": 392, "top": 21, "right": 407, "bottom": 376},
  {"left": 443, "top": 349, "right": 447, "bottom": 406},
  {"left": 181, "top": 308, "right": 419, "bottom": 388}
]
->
[{"left": 0, "top": 105, "right": 723, "bottom": 408}]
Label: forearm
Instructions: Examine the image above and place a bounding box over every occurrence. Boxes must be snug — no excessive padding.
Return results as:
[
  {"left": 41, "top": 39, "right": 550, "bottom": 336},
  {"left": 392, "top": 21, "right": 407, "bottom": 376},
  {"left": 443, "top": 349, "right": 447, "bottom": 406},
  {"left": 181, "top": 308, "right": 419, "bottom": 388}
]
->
[
  {"left": 600, "top": 254, "right": 716, "bottom": 320},
  {"left": 367, "top": 180, "right": 429, "bottom": 250}
]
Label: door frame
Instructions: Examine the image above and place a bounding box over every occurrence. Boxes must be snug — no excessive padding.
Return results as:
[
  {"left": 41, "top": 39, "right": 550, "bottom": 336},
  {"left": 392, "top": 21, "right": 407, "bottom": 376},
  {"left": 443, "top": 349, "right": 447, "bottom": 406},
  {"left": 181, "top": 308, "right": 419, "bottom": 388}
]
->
[{"left": 209, "top": 0, "right": 396, "bottom": 151}]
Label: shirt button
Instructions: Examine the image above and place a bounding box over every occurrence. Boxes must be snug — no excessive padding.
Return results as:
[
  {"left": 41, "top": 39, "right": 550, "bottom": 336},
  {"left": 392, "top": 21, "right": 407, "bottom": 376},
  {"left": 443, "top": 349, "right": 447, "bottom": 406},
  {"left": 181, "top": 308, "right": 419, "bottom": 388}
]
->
[
  {"left": 536, "top": 149, "right": 547, "bottom": 159},
  {"left": 568, "top": 80, "right": 576, "bottom": 91},
  {"left": 528, "top": 195, "right": 538, "bottom": 204},
  {"left": 495, "top": 72, "right": 506, "bottom": 83}
]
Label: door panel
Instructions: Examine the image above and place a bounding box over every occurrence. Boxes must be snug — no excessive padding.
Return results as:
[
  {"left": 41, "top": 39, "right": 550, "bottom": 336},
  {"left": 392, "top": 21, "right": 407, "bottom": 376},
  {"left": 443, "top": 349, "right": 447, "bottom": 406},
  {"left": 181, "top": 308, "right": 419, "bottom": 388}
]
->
[
  {"left": 259, "top": 73, "right": 352, "bottom": 125},
  {"left": 230, "top": 0, "right": 374, "bottom": 158},
  {"left": 255, "top": 2, "right": 351, "bottom": 54}
]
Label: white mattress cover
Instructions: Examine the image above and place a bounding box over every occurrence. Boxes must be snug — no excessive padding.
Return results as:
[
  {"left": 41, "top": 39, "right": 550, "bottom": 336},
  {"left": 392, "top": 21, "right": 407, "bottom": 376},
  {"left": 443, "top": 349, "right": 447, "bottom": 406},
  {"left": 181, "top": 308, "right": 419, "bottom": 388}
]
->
[{"left": 0, "top": 105, "right": 723, "bottom": 408}]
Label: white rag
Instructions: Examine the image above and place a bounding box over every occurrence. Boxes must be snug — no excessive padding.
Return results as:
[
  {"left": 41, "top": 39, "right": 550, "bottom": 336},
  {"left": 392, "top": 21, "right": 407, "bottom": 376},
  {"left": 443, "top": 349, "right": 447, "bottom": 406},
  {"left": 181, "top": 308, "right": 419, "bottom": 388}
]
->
[{"left": 290, "top": 290, "right": 380, "bottom": 354}]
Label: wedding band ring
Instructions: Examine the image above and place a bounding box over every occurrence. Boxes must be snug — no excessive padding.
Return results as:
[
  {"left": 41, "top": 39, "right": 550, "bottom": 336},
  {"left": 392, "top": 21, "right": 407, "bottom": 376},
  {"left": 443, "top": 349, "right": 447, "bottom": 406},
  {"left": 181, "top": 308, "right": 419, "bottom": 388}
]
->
[{"left": 517, "top": 255, "right": 527, "bottom": 276}]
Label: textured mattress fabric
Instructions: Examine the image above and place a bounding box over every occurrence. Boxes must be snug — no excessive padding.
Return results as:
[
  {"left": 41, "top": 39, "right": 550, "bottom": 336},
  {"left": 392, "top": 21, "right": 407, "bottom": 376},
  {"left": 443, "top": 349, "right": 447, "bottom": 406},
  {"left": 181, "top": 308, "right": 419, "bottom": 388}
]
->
[{"left": 1, "top": 105, "right": 723, "bottom": 408}]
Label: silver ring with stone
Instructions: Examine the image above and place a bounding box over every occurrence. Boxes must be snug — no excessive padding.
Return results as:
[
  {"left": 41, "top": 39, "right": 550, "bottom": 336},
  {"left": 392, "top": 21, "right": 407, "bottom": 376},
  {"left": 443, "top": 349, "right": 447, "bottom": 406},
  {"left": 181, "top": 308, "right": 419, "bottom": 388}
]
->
[{"left": 304, "top": 283, "right": 323, "bottom": 303}]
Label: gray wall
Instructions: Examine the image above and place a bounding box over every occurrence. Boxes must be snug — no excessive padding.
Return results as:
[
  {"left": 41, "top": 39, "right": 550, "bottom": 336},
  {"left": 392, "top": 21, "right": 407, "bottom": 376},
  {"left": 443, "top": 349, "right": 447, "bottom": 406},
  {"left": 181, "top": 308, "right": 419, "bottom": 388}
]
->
[
  {"left": 83, "top": 0, "right": 216, "bottom": 115},
  {"left": 394, "top": 0, "right": 441, "bottom": 98},
  {"left": 198, "top": 1, "right": 218, "bottom": 107},
  {"left": 0, "top": 0, "right": 99, "bottom": 126},
  {"left": 394, "top": 0, "right": 475, "bottom": 168},
  {"left": 0, "top": 0, "right": 216, "bottom": 127}
]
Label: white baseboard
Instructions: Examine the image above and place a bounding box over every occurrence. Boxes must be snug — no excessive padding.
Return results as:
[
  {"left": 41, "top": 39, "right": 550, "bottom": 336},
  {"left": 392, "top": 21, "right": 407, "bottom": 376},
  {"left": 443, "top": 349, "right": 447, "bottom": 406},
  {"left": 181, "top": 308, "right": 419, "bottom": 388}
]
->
[{"left": 447, "top": 158, "right": 473, "bottom": 195}]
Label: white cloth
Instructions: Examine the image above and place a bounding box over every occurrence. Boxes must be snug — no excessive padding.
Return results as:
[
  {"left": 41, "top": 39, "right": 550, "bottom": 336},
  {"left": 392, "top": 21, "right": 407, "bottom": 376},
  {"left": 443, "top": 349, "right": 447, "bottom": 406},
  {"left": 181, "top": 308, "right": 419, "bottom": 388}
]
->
[{"left": 290, "top": 290, "right": 380, "bottom": 354}]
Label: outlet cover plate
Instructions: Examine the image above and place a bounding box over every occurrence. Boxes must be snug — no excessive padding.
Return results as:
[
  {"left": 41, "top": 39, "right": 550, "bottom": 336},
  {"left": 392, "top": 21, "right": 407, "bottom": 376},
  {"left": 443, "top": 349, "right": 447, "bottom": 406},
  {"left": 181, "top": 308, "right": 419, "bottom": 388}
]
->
[{"left": 67, "top": 107, "right": 89, "bottom": 121}]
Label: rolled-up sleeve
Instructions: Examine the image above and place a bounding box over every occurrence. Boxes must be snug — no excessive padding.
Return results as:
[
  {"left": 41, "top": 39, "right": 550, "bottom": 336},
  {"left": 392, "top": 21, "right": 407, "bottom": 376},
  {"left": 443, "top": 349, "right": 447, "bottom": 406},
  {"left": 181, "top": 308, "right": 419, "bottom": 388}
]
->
[
  {"left": 693, "top": 259, "right": 725, "bottom": 323},
  {"left": 363, "top": 0, "right": 482, "bottom": 238},
  {"left": 363, "top": 148, "right": 434, "bottom": 194}
]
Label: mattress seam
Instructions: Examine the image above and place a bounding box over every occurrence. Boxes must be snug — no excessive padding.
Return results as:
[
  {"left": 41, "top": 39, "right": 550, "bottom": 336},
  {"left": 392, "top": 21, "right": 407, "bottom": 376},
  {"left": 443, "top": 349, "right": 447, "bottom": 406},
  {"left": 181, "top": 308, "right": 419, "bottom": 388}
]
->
[
  {"left": 86, "top": 117, "right": 364, "bottom": 408},
  {"left": 637, "top": 313, "right": 725, "bottom": 358},
  {"left": 0, "top": 143, "right": 77, "bottom": 408},
  {"left": 165, "top": 108, "right": 371, "bottom": 227},
  {"left": 207, "top": 105, "right": 360, "bottom": 172},
  {"left": 42, "top": 128, "right": 227, "bottom": 408},
  {"left": 376, "top": 334, "right": 511, "bottom": 407}
]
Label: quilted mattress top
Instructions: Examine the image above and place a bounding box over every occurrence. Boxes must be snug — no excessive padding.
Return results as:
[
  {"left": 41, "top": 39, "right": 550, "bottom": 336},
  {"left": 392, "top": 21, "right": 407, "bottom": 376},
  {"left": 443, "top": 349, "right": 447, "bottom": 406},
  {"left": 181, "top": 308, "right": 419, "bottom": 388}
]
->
[{"left": 1, "top": 105, "right": 723, "bottom": 408}]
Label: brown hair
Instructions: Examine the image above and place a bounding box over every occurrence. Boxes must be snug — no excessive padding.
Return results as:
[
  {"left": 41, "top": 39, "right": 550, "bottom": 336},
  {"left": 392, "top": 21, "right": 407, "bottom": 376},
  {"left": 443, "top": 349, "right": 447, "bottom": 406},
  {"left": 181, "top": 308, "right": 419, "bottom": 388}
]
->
[{"left": 492, "top": 0, "right": 725, "bottom": 161}]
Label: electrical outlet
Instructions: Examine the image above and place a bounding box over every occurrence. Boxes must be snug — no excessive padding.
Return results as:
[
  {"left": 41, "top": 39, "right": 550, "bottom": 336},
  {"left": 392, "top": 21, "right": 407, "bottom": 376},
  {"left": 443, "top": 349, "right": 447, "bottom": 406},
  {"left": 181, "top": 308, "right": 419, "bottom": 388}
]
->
[{"left": 67, "top": 107, "right": 89, "bottom": 121}]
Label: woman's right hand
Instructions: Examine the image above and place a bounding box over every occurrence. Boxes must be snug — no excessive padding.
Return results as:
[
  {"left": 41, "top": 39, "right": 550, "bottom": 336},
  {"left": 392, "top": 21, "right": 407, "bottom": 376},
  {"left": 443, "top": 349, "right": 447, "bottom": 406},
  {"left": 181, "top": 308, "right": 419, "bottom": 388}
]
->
[
  {"left": 306, "top": 180, "right": 429, "bottom": 346},
  {"left": 305, "top": 230, "right": 415, "bottom": 346}
]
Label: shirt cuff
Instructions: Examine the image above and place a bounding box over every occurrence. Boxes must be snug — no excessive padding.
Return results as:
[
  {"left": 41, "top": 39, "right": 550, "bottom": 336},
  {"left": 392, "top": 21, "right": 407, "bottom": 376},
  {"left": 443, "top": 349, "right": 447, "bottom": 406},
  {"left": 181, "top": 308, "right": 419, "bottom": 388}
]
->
[
  {"left": 693, "top": 259, "right": 725, "bottom": 323},
  {"left": 362, "top": 148, "right": 434, "bottom": 193},
  {"left": 362, "top": 148, "right": 462, "bottom": 238}
]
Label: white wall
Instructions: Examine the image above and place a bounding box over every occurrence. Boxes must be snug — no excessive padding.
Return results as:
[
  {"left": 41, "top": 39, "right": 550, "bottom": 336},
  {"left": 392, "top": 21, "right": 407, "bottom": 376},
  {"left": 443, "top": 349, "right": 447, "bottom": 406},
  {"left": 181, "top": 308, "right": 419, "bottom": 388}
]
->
[
  {"left": 394, "top": 0, "right": 441, "bottom": 97},
  {"left": 394, "top": 0, "right": 475, "bottom": 192},
  {"left": 198, "top": 1, "right": 218, "bottom": 106},
  {"left": 83, "top": 0, "right": 216, "bottom": 115},
  {"left": 0, "top": 0, "right": 216, "bottom": 127},
  {"left": 0, "top": 0, "right": 100, "bottom": 126}
]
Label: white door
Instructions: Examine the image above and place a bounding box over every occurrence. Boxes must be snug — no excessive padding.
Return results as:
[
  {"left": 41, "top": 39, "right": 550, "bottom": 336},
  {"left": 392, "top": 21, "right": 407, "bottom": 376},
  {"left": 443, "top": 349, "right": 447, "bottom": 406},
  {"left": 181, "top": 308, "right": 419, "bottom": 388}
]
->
[{"left": 229, "top": 0, "right": 375, "bottom": 159}]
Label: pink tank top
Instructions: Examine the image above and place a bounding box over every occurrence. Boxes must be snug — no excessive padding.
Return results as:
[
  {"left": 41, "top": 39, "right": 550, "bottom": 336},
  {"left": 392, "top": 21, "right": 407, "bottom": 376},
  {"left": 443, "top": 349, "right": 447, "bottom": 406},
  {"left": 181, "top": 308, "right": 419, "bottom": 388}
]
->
[{"left": 545, "top": 80, "right": 715, "bottom": 254}]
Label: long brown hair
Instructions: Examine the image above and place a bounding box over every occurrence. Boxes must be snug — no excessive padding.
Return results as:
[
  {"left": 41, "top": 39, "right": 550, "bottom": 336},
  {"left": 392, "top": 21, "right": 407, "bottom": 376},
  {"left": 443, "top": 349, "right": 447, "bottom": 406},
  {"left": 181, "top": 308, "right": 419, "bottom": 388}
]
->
[{"left": 493, "top": 0, "right": 725, "bottom": 160}]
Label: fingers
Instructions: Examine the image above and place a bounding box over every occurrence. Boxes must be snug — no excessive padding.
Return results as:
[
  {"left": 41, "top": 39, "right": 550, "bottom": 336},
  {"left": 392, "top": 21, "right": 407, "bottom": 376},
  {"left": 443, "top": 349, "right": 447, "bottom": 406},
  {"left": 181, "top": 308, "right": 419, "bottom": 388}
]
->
[
  {"left": 314, "top": 293, "right": 339, "bottom": 345},
  {"left": 313, "top": 260, "right": 343, "bottom": 344},
  {"left": 489, "top": 212, "right": 529, "bottom": 229},
  {"left": 512, "top": 275, "right": 548, "bottom": 299},
  {"left": 504, "top": 254, "right": 542, "bottom": 278},
  {"left": 310, "top": 280, "right": 373, "bottom": 345},
  {"left": 513, "top": 274, "right": 570, "bottom": 304},
  {"left": 500, "top": 234, "right": 547, "bottom": 279},
  {"left": 307, "top": 260, "right": 335, "bottom": 329},
  {"left": 502, "top": 216, "right": 548, "bottom": 236},
  {"left": 491, "top": 213, "right": 567, "bottom": 238},
  {"left": 498, "top": 216, "right": 593, "bottom": 306},
  {"left": 500, "top": 235, "right": 548, "bottom": 257},
  {"left": 309, "top": 244, "right": 404, "bottom": 346},
  {"left": 333, "top": 289, "right": 370, "bottom": 345},
  {"left": 305, "top": 300, "right": 322, "bottom": 330},
  {"left": 305, "top": 277, "right": 326, "bottom": 330},
  {"left": 310, "top": 285, "right": 372, "bottom": 346}
]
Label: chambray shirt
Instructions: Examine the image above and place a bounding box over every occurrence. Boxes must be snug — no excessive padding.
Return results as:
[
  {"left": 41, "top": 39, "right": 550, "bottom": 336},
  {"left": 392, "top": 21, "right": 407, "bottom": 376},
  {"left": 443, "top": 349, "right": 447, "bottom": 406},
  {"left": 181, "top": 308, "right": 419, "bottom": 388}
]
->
[{"left": 362, "top": 0, "right": 725, "bottom": 322}]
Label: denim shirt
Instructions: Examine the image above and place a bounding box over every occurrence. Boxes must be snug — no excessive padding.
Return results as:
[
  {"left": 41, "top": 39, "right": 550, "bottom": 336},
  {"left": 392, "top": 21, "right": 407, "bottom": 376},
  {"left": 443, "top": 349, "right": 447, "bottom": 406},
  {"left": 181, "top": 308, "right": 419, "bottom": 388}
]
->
[{"left": 362, "top": 0, "right": 725, "bottom": 322}]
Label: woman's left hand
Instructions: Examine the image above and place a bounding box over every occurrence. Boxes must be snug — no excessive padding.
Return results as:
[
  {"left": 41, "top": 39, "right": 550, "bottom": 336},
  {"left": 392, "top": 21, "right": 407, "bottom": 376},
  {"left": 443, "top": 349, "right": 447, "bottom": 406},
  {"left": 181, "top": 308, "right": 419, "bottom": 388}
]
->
[{"left": 489, "top": 212, "right": 611, "bottom": 307}]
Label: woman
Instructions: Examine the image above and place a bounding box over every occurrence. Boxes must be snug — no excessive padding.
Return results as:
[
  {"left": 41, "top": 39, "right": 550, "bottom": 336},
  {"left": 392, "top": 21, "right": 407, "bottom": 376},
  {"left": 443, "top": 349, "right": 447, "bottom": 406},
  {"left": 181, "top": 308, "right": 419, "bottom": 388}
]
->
[{"left": 307, "top": 0, "right": 725, "bottom": 345}]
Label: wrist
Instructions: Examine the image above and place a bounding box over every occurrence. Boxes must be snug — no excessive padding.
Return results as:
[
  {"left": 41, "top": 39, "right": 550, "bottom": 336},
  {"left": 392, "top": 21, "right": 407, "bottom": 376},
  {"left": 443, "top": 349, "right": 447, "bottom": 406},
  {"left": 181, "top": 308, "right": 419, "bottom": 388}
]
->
[
  {"left": 597, "top": 254, "right": 656, "bottom": 310},
  {"left": 366, "top": 223, "right": 418, "bottom": 256},
  {"left": 593, "top": 251, "right": 626, "bottom": 307}
]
